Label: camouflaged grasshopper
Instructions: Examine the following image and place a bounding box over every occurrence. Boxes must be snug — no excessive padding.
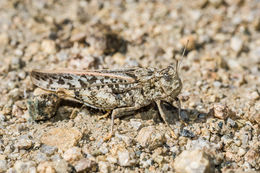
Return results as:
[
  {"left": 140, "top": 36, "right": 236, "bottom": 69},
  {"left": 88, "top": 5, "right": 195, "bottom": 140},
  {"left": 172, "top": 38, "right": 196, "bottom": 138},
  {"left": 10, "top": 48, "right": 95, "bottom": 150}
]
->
[{"left": 30, "top": 45, "right": 187, "bottom": 140}]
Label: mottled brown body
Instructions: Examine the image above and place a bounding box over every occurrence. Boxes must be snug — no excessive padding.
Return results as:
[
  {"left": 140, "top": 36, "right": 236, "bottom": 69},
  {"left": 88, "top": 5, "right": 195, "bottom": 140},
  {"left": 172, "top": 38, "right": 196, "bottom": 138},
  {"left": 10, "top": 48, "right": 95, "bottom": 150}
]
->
[{"left": 30, "top": 65, "right": 182, "bottom": 139}]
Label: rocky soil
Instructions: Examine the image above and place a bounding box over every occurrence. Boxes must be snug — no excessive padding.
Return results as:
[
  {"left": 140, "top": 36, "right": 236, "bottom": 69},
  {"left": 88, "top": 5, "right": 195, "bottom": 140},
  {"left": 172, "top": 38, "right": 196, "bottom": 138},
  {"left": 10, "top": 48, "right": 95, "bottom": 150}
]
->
[{"left": 0, "top": 0, "right": 259, "bottom": 172}]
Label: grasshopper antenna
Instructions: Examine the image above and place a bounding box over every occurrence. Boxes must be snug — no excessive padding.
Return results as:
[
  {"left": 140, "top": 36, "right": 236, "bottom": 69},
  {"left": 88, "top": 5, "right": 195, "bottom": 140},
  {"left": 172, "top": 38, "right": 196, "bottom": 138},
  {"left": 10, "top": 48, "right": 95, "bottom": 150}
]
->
[{"left": 176, "top": 40, "right": 189, "bottom": 76}]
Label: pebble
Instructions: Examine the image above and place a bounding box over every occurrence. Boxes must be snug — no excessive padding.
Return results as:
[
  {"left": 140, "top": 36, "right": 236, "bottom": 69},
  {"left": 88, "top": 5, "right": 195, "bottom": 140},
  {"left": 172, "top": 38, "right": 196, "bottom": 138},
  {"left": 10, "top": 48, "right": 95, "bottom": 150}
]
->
[
  {"left": 0, "top": 160, "right": 7, "bottom": 172},
  {"left": 250, "top": 91, "right": 259, "bottom": 100},
  {"left": 112, "top": 52, "right": 126, "bottom": 65},
  {"left": 0, "top": 113, "right": 5, "bottom": 122},
  {"left": 230, "top": 36, "right": 243, "bottom": 53},
  {"left": 37, "top": 161, "right": 55, "bottom": 173},
  {"left": 180, "top": 129, "right": 195, "bottom": 138},
  {"left": 41, "top": 39, "right": 56, "bottom": 54},
  {"left": 56, "top": 50, "right": 68, "bottom": 61},
  {"left": 227, "top": 59, "right": 242, "bottom": 70},
  {"left": 98, "top": 161, "right": 110, "bottom": 173},
  {"left": 14, "top": 161, "right": 37, "bottom": 173},
  {"left": 0, "top": 33, "right": 9, "bottom": 46},
  {"left": 244, "top": 146, "right": 260, "bottom": 169},
  {"left": 34, "top": 152, "right": 48, "bottom": 163},
  {"left": 211, "top": 103, "right": 230, "bottom": 120},
  {"left": 106, "top": 155, "right": 117, "bottom": 164},
  {"left": 226, "top": 118, "right": 237, "bottom": 128},
  {"left": 117, "top": 149, "right": 133, "bottom": 167},
  {"left": 140, "top": 158, "right": 152, "bottom": 168},
  {"left": 115, "top": 133, "right": 132, "bottom": 146},
  {"left": 40, "top": 145, "right": 58, "bottom": 156},
  {"left": 130, "top": 119, "right": 143, "bottom": 130},
  {"left": 98, "top": 146, "right": 109, "bottom": 155},
  {"left": 40, "top": 128, "right": 82, "bottom": 151},
  {"left": 51, "top": 159, "right": 71, "bottom": 173},
  {"left": 62, "top": 147, "right": 82, "bottom": 163},
  {"left": 209, "top": 0, "right": 223, "bottom": 7},
  {"left": 174, "top": 149, "right": 213, "bottom": 173},
  {"left": 136, "top": 126, "right": 166, "bottom": 150},
  {"left": 74, "top": 158, "right": 97, "bottom": 172},
  {"left": 26, "top": 42, "right": 40, "bottom": 56},
  {"left": 16, "top": 135, "right": 33, "bottom": 150},
  {"left": 237, "top": 148, "right": 246, "bottom": 157},
  {"left": 27, "top": 93, "right": 61, "bottom": 121},
  {"left": 11, "top": 57, "right": 23, "bottom": 70}
]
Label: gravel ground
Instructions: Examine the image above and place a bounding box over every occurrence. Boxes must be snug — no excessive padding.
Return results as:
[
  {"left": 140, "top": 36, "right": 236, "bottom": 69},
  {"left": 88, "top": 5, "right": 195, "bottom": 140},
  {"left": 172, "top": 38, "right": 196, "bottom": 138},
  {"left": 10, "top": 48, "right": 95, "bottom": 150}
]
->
[{"left": 0, "top": 0, "right": 259, "bottom": 172}]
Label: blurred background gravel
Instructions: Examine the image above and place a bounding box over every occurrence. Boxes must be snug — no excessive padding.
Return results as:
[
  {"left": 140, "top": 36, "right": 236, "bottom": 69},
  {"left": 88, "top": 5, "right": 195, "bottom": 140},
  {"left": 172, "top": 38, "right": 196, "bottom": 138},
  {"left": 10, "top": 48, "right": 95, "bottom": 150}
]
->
[{"left": 0, "top": 0, "right": 259, "bottom": 172}]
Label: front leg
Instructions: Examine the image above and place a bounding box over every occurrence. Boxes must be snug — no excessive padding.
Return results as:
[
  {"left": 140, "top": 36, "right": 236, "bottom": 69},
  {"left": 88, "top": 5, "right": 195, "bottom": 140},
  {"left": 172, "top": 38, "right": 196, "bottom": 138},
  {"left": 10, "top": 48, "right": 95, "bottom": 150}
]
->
[
  {"left": 175, "top": 97, "right": 181, "bottom": 120},
  {"left": 104, "top": 105, "right": 142, "bottom": 141}
]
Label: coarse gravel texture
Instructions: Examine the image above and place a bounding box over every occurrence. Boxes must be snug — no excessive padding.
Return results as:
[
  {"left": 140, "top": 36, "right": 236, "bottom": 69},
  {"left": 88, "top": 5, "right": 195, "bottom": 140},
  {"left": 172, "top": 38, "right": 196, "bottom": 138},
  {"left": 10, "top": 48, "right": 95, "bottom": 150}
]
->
[{"left": 0, "top": 0, "right": 259, "bottom": 172}]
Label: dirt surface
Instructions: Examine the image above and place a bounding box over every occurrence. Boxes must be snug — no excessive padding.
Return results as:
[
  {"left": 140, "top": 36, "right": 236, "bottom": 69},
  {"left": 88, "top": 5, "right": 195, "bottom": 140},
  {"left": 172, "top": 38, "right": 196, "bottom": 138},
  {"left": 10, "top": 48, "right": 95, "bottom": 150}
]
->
[{"left": 0, "top": 0, "right": 259, "bottom": 172}]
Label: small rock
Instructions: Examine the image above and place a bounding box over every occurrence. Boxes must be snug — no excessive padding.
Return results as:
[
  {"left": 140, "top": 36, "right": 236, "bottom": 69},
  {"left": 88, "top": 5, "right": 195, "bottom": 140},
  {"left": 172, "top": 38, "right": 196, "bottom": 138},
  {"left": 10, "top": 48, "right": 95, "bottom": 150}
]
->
[
  {"left": 230, "top": 36, "right": 243, "bottom": 53},
  {"left": 130, "top": 119, "right": 143, "bottom": 130},
  {"left": 0, "top": 160, "right": 7, "bottom": 172},
  {"left": 209, "top": 0, "right": 223, "bottom": 7},
  {"left": 52, "top": 159, "right": 71, "bottom": 173},
  {"left": 74, "top": 158, "right": 97, "bottom": 172},
  {"left": 181, "top": 129, "right": 195, "bottom": 138},
  {"left": 237, "top": 148, "right": 246, "bottom": 157},
  {"left": 34, "top": 152, "right": 48, "bottom": 163},
  {"left": 98, "top": 161, "right": 110, "bottom": 173},
  {"left": 40, "top": 128, "right": 82, "bottom": 151},
  {"left": 136, "top": 126, "right": 166, "bottom": 150},
  {"left": 0, "top": 33, "right": 9, "bottom": 46},
  {"left": 17, "top": 71, "right": 26, "bottom": 80},
  {"left": 140, "top": 158, "right": 152, "bottom": 168},
  {"left": 244, "top": 146, "right": 260, "bottom": 169},
  {"left": 41, "top": 39, "right": 56, "bottom": 54},
  {"left": 14, "top": 49, "right": 23, "bottom": 56},
  {"left": 226, "top": 118, "right": 237, "bottom": 128},
  {"left": 27, "top": 93, "right": 61, "bottom": 121},
  {"left": 174, "top": 149, "right": 214, "bottom": 173},
  {"left": 115, "top": 134, "right": 132, "bottom": 146},
  {"left": 106, "top": 155, "right": 117, "bottom": 164},
  {"left": 0, "top": 113, "right": 5, "bottom": 122},
  {"left": 37, "top": 161, "right": 55, "bottom": 173},
  {"left": 253, "top": 17, "right": 260, "bottom": 31},
  {"left": 40, "top": 145, "right": 58, "bottom": 156},
  {"left": 227, "top": 59, "right": 242, "bottom": 70},
  {"left": 112, "top": 52, "right": 126, "bottom": 65},
  {"left": 250, "top": 91, "right": 259, "bottom": 100},
  {"left": 16, "top": 135, "right": 33, "bottom": 150},
  {"left": 12, "top": 104, "right": 24, "bottom": 118},
  {"left": 210, "top": 103, "right": 231, "bottom": 120},
  {"left": 11, "top": 57, "right": 24, "bottom": 70},
  {"left": 56, "top": 50, "right": 68, "bottom": 61},
  {"left": 62, "top": 147, "right": 82, "bottom": 163},
  {"left": 14, "top": 161, "right": 37, "bottom": 173},
  {"left": 99, "top": 146, "right": 109, "bottom": 155},
  {"left": 26, "top": 42, "right": 40, "bottom": 55},
  {"left": 153, "top": 155, "right": 164, "bottom": 165},
  {"left": 118, "top": 150, "right": 132, "bottom": 167}
]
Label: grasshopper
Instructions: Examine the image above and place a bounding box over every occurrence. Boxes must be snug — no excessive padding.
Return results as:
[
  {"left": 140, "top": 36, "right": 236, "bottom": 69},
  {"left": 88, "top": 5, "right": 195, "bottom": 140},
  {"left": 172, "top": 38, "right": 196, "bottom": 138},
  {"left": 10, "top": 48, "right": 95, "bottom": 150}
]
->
[{"left": 30, "top": 44, "right": 187, "bottom": 140}]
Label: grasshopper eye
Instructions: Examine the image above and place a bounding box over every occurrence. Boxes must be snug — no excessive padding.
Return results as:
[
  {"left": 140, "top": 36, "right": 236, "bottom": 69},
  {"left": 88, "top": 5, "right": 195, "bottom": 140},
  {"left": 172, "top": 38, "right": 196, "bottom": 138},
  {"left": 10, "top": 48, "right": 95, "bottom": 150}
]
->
[{"left": 163, "top": 72, "right": 171, "bottom": 81}]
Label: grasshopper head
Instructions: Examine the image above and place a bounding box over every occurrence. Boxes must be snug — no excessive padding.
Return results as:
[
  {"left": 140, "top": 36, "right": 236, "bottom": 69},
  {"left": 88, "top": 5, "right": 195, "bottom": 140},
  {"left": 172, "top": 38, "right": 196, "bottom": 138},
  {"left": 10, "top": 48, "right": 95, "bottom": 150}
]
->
[
  {"left": 159, "top": 40, "right": 188, "bottom": 100},
  {"left": 159, "top": 65, "right": 182, "bottom": 99}
]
